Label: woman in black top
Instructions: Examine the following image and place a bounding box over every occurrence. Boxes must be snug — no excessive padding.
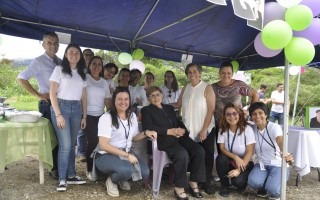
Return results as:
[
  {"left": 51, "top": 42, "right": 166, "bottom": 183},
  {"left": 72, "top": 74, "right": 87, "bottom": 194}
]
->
[{"left": 141, "top": 86, "right": 205, "bottom": 200}]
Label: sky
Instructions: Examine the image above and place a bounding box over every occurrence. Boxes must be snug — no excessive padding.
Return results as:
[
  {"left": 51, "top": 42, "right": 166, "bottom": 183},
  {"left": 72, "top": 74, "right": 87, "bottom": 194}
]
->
[{"left": 0, "top": 34, "right": 93, "bottom": 60}]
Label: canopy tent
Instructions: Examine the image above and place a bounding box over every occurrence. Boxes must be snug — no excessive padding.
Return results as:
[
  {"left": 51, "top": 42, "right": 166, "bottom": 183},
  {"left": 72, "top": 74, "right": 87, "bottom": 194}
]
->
[{"left": 0, "top": 0, "right": 319, "bottom": 70}]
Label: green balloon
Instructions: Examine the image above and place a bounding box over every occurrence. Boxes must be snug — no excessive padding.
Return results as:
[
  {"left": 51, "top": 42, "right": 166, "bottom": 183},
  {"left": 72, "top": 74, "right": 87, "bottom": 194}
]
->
[
  {"left": 262, "top": 20, "right": 292, "bottom": 50},
  {"left": 118, "top": 52, "right": 132, "bottom": 65},
  {"left": 132, "top": 48, "right": 144, "bottom": 60},
  {"left": 231, "top": 60, "right": 239, "bottom": 72},
  {"left": 285, "top": 5, "right": 313, "bottom": 31},
  {"left": 284, "top": 37, "right": 315, "bottom": 66}
]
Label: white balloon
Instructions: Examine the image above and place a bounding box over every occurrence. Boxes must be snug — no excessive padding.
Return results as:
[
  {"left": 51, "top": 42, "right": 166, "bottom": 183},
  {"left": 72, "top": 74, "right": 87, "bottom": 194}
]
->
[
  {"left": 289, "top": 66, "right": 300, "bottom": 76},
  {"left": 129, "top": 60, "right": 145, "bottom": 74},
  {"left": 276, "top": 0, "right": 302, "bottom": 8}
]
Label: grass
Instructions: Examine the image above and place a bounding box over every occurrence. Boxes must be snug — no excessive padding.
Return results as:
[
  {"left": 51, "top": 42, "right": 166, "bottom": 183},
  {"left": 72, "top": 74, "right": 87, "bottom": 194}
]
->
[{"left": 6, "top": 96, "right": 38, "bottom": 111}]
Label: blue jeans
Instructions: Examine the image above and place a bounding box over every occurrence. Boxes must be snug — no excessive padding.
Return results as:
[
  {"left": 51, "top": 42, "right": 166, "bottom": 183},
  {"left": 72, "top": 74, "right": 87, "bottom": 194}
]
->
[
  {"left": 95, "top": 153, "right": 149, "bottom": 183},
  {"left": 269, "top": 111, "right": 284, "bottom": 125},
  {"left": 77, "top": 129, "right": 86, "bottom": 156},
  {"left": 51, "top": 99, "right": 82, "bottom": 181},
  {"left": 248, "top": 163, "right": 289, "bottom": 198}
]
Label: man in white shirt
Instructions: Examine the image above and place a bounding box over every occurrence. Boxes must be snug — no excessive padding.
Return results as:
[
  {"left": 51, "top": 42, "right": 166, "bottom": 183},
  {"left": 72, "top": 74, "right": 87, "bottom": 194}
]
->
[
  {"left": 269, "top": 83, "right": 284, "bottom": 125},
  {"left": 129, "top": 69, "right": 148, "bottom": 111},
  {"left": 17, "top": 32, "right": 61, "bottom": 178}
]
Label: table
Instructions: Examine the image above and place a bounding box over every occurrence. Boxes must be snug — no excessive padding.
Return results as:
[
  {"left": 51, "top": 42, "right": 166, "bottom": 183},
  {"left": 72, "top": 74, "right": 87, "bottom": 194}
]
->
[
  {"left": 288, "top": 126, "right": 320, "bottom": 185},
  {"left": 0, "top": 117, "right": 57, "bottom": 184}
]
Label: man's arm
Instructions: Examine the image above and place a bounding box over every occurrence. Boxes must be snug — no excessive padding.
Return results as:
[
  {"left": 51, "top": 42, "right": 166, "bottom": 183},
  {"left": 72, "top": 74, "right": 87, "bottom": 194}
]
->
[
  {"left": 16, "top": 78, "right": 49, "bottom": 101},
  {"left": 249, "top": 89, "right": 259, "bottom": 104}
]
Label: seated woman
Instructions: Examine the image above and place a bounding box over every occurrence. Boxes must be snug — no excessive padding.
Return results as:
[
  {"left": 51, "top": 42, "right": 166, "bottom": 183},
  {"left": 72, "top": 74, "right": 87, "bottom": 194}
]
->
[
  {"left": 141, "top": 86, "right": 206, "bottom": 200},
  {"left": 248, "top": 102, "right": 294, "bottom": 199},
  {"left": 94, "top": 87, "right": 157, "bottom": 197},
  {"left": 216, "top": 103, "right": 255, "bottom": 197}
]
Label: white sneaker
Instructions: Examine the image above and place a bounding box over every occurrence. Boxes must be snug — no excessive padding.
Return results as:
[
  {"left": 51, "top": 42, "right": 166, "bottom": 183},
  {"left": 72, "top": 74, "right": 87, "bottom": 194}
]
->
[
  {"left": 86, "top": 171, "right": 97, "bottom": 182},
  {"left": 119, "top": 180, "right": 131, "bottom": 190},
  {"left": 106, "top": 177, "right": 119, "bottom": 197},
  {"left": 57, "top": 180, "right": 67, "bottom": 192}
]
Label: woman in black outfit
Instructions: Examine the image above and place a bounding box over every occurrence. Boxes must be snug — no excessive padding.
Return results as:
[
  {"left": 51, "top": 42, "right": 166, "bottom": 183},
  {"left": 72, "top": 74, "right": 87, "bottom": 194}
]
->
[{"left": 141, "top": 86, "right": 205, "bottom": 200}]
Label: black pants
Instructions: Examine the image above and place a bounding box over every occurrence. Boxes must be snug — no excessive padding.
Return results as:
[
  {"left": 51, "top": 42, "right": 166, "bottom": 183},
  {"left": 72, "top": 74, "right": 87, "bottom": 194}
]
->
[
  {"left": 216, "top": 154, "right": 253, "bottom": 190},
  {"left": 199, "top": 129, "right": 215, "bottom": 186},
  {"left": 38, "top": 100, "right": 58, "bottom": 172},
  {"left": 83, "top": 115, "right": 100, "bottom": 172},
  {"left": 164, "top": 136, "right": 206, "bottom": 188}
]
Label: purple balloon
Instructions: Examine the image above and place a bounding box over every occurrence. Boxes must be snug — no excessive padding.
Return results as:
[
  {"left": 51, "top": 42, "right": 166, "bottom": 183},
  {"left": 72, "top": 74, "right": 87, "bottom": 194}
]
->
[
  {"left": 264, "top": 2, "right": 286, "bottom": 26},
  {"left": 294, "top": 18, "right": 320, "bottom": 45},
  {"left": 254, "top": 32, "right": 282, "bottom": 57},
  {"left": 301, "top": 0, "right": 320, "bottom": 17}
]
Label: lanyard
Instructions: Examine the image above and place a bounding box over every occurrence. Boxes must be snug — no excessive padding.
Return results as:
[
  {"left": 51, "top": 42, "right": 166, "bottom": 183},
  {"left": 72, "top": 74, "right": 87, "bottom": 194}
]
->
[
  {"left": 118, "top": 116, "right": 131, "bottom": 151},
  {"left": 227, "top": 128, "right": 237, "bottom": 153},
  {"left": 257, "top": 122, "right": 276, "bottom": 156}
]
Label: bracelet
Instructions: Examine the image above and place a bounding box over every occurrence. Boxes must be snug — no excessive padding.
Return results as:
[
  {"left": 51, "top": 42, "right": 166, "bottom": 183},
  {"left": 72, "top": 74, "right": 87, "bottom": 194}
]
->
[{"left": 56, "top": 114, "right": 61, "bottom": 117}]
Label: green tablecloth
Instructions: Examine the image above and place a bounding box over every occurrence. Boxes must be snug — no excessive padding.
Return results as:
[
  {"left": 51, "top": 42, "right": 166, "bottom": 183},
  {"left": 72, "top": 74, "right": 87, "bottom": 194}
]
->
[{"left": 0, "top": 117, "right": 57, "bottom": 172}]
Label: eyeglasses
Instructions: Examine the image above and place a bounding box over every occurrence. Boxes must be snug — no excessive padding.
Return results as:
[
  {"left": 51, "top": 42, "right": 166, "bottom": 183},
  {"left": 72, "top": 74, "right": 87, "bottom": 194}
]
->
[
  {"left": 150, "top": 93, "right": 162, "bottom": 98},
  {"left": 84, "top": 53, "right": 94, "bottom": 57},
  {"left": 225, "top": 112, "right": 238, "bottom": 117},
  {"left": 168, "top": 90, "right": 172, "bottom": 98}
]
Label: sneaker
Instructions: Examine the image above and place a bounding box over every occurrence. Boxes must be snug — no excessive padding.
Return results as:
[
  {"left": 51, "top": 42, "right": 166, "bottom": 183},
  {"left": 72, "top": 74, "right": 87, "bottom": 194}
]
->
[
  {"left": 49, "top": 169, "right": 59, "bottom": 179},
  {"left": 219, "top": 187, "right": 230, "bottom": 197},
  {"left": 57, "top": 180, "right": 67, "bottom": 192},
  {"left": 213, "top": 176, "right": 220, "bottom": 182},
  {"left": 66, "top": 176, "right": 86, "bottom": 185},
  {"left": 119, "top": 180, "right": 131, "bottom": 190},
  {"left": 257, "top": 189, "right": 268, "bottom": 198},
  {"left": 86, "top": 171, "right": 97, "bottom": 182},
  {"left": 203, "top": 182, "right": 215, "bottom": 195},
  {"left": 106, "top": 177, "right": 119, "bottom": 197},
  {"left": 269, "top": 197, "right": 280, "bottom": 200}
]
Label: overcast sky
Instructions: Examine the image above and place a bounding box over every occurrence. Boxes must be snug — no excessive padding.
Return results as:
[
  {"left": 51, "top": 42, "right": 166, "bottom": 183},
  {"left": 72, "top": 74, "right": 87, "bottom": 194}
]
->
[{"left": 0, "top": 34, "right": 93, "bottom": 60}]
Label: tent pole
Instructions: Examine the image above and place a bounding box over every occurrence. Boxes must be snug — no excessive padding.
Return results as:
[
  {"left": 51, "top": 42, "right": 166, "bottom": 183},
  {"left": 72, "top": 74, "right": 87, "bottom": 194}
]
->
[
  {"left": 291, "top": 68, "right": 301, "bottom": 125},
  {"left": 281, "top": 59, "right": 290, "bottom": 200}
]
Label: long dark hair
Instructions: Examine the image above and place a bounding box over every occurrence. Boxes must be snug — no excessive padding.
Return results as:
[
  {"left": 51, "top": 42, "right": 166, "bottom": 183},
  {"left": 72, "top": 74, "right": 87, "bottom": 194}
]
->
[
  {"left": 219, "top": 103, "right": 247, "bottom": 135},
  {"left": 109, "top": 87, "right": 133, "bottom": 128},
  {"left": 164, "top": 70, "right": 179, "bottom": 92},
  {"left": 61, "top": 43, "right": 86, "bottom": 80},
  {"left": 87, "top": 56, "right": 104, "bottom": 77}
]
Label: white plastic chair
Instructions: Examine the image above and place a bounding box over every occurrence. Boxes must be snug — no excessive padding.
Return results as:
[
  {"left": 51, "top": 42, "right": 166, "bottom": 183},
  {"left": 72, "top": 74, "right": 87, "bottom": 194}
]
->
[{"left": 152, "top": 139, "right": 173, "bottom": 197}]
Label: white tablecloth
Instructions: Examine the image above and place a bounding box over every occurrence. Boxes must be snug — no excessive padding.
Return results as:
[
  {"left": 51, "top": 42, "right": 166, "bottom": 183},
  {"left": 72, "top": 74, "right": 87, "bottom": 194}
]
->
[{"left": 288, "top": 126, "right": 320, "bottom": 176}]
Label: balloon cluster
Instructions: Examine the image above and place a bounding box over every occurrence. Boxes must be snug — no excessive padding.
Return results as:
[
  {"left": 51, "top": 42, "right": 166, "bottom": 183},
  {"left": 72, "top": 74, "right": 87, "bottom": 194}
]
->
[
  {"left": 254, "top": 0, "right": 320, "bottom": 66},
  {"left": 118, "top": 48, "right": 145, "bottom": 73}
]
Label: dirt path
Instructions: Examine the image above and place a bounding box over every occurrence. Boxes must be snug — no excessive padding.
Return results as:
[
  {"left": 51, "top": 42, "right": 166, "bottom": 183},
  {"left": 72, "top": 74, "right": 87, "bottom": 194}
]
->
[{"left": 1, "top": 156, "right": 320, "bottom": 200}]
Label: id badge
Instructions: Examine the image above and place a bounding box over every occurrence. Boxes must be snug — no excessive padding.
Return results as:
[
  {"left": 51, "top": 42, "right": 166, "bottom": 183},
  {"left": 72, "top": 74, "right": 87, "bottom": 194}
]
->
[{"left": 260, "top": 162, "right": 266, "bottom": 170}]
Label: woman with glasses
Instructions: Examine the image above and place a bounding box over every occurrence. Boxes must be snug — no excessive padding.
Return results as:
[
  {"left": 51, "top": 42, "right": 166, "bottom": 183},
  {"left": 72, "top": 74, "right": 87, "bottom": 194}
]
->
[
  {"left": 216, "top": 103, "right": 255, "bottom": 197},
  {"left": 103, "top": 63, "right": 119, "bottom": 94},
  {"left": 95, "top": 87, "right": 156, "bottom": 197},
  {"left": 161, "top": 70, "right": 181, "bottom": 104},
  {"left": 248, "top": 102, "right": 294, "bottom": 200},
  {"left": 141, "top": 86, "right": 206, "bottom": 200}
]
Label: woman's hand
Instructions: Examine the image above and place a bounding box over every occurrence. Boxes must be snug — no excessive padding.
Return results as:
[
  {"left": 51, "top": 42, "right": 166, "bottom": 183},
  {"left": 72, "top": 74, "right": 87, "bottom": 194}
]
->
[
  {"left": 199, "top": 129, "right": 207, "bottom": 142},
  {"left": 176, "top": 128, "right": 185, "bottom": 137},
  {"left": 227, "top": 168, "right": 241, "bottom": 178},
  {"left": 127, "top": 153, "right": 138, "bottom": 164},
  {"left": 146, "top": 130, "right": 157, "bottom": 140},
  {"left": 284, "top": 152, "right": 294, "bottom": 165},
  {"left": 81, "top": 118, "right": 86, "bottom": 129},
  {"left": 56, "top": 115, "right": 65, "bottom": 129},
  {"left": 234, "top": 155, "right": 246, "bottom": 171}
]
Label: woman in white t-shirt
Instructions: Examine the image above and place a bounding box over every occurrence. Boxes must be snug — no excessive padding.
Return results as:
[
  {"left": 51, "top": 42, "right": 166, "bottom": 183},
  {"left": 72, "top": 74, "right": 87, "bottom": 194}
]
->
[
  {"left": 248, "top": 102, "right": 294, "bottom": 199},
  {"left": 216, "top": 103, "right": 255, "bottom": 197},
  {"left": 50, "top": 43, "right": 87, "bottom": 192},
  {"left": 95, "top": 87, "right": 157, "bottom": 197},
  {"left": 161, "top": 70, "right": 181, "bottom": 104},
  {"left": 84, "top": 56, "right": 111, "bottom": 181}
]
